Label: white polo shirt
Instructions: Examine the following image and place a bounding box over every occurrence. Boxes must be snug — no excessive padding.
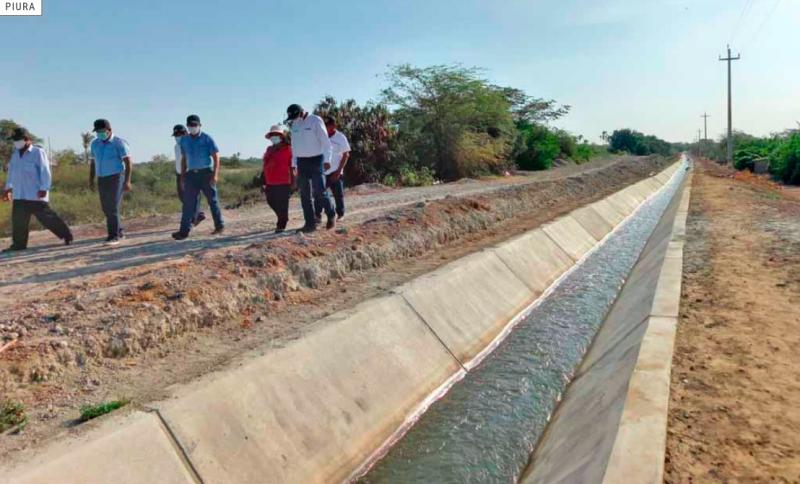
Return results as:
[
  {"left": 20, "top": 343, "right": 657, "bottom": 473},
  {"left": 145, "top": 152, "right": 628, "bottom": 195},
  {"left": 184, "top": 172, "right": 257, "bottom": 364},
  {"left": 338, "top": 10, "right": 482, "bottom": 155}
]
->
[
  {"left": 325, "top": 130, "right": 351, "bottom": 175},
  {"left": 289, "top": 113, "right": 332, "bottom": 168}
]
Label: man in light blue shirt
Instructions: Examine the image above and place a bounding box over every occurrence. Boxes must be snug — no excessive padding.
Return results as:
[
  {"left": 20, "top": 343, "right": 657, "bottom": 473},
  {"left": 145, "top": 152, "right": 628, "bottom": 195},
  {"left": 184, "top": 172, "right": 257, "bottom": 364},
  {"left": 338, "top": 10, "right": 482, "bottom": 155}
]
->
[
  {"left": 2, "top": 127, "right": 73, "bottom": 252},
  {"left": 173, "top": 114, "right": 225, "bottom": 240},
  {"left": 89, "top": 119, "right": 133, "bottom": 245}
]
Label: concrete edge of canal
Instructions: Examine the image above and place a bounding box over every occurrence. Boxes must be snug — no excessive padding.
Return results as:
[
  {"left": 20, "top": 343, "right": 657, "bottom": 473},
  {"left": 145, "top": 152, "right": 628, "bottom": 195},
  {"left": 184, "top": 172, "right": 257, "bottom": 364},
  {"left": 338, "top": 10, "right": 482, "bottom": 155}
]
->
[
  {"left": 521, "top": 164, "right": 691, "bottom": 484},
  {"left": 0, "top": 161, "right": 686, "bottom": 484}
]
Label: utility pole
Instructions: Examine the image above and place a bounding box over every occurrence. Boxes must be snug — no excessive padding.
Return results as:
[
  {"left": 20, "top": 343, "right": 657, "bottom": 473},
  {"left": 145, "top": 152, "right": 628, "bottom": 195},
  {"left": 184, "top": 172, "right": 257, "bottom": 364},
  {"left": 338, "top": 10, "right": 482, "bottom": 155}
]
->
[
  {"left": 719, "top": 45, "right": 740, "bottom": 165},
  {"left": 701, "top": 112, "right": 710, "bottom": 140}
]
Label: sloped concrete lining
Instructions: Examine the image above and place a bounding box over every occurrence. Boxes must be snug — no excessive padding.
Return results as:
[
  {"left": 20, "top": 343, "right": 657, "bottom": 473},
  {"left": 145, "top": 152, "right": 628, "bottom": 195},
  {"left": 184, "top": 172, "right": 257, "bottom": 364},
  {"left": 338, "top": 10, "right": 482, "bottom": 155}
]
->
[
  {"left": 571, "top": 205, "right": 615, "bottom": 241},
  {"left": 602, "top": 316, "right": 677, "bottom": 484},
  {"left": 154, "top": 295, "right": 462, "bottom": 484},
  {"left": 1, "top": 412, "right": 197, "bottom": 484},
  {"left": 590, "top": 199, "right": 627, "bottom": 227},
  {"left": 521, "top": 167, "right": 691, "bottom": 484},
  {"left": 541, "top": 215, "right": 599, "bottom": 261},
  {"left": 491, "top": 229, "right": 575, "bottom": 294},
  {"left": 399, "top": 250, "right": 535, "bottom": 365}
]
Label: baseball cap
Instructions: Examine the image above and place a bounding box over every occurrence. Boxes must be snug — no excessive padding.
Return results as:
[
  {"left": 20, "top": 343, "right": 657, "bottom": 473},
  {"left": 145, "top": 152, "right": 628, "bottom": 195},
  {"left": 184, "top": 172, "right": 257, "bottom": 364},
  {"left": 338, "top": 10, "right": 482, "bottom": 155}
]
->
[
  {"left": 93, "top": 119, "right": 111, "bottom": 132},
  {"left": 284, "top": 104, "right": 303, "bottom": 123},
  {"left": 186, "top": 114, "right": 201, "bottom": 126},
  {"left": 172, "top": 124, "right": 187, "bottom": 136}
]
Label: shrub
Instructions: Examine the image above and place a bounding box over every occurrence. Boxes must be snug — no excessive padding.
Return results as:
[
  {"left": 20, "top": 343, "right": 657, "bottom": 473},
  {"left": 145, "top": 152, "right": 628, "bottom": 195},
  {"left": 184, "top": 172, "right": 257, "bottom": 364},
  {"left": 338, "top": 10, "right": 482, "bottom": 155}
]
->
[
  {"left": 770, "top": 133, "right": 800, "bottom": 184},
  {"left": 515, "top": 123, "right": 560, "bottom": 171}
]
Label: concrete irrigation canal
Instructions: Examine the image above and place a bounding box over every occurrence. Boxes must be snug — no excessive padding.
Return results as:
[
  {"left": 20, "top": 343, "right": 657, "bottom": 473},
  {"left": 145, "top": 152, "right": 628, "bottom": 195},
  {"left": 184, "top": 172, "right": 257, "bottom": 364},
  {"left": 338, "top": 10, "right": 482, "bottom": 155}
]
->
[
  {"left": 361, "top": 158, "right": 689, "bottom": 483},
  {"left": 1, "top": 158, "right": 690, "bottom": 483}
]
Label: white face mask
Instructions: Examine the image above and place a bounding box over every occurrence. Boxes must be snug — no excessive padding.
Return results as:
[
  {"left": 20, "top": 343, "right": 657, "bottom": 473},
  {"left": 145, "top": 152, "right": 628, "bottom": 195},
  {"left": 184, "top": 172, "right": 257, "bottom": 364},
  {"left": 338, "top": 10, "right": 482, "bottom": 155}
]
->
[
  {"left": 270, "top": 136, "right": 282, "bottom": 145},
  {"left": 188, "top": 126, "right": 201, "bottom": 135},
  {"left": 13, "top": 140, "right": 26, "bottom": 150}
]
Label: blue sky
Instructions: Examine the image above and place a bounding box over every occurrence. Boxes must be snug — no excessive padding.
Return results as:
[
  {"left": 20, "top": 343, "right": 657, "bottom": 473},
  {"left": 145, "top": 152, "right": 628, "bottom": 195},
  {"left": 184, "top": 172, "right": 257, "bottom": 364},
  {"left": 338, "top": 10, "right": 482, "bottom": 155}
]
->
[{"left": 1, "top": 0, "right": 798, "bottom": 161}]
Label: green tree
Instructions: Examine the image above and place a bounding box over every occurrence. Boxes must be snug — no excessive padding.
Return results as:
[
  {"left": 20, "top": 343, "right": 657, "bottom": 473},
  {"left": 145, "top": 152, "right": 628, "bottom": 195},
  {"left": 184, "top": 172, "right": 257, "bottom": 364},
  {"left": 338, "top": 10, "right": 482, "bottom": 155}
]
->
[
  {"left": 81, "top": 132, "right": 95, "bottom": 164},
  {"left": 53, "top": 149, "right": 81, "bottom": 166},
  {"left": 381, "top": 64, "right": 516, "bottom": 180},
  {"left": 314, "top": 96, "right": 395, "bottom": 185}
]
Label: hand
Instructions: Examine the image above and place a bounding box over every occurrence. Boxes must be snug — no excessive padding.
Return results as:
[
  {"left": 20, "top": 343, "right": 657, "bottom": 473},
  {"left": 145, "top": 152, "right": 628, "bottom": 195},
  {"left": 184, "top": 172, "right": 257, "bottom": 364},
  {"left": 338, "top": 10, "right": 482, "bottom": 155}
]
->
[
  {"left": 260, "top": 185, "right": 267, "bottom": 194},
  {"left": 211, "top": 172, "right": 219, "bottom": 186},
  {"left": 329, "top": 171, "right": 341, "bottom": 182},
  {"left": 123, "top": 181, "right": 132, "bottom": 192},
  {"left": 1, "top": 190, "right": 11, "bottom": 202},
  {"left": 323, "top": 162, "right": 331, "bottom": 171},
  {"left": 37, "top": 190, "right": 48, "bottom": 199}
]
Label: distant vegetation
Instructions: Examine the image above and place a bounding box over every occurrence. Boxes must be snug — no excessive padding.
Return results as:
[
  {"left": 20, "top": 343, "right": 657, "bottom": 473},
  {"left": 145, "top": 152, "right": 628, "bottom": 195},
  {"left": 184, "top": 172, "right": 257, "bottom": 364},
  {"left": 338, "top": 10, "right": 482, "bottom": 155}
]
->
[
  {"left": 607, "top": 129, "right": 677, "bottom": 156},
  {"left": 2, "top": 64, "right": 652, "bottom": 236},
  {"left": 695, "top": 127, "right": 800, "bottom": 184},
  {"left": 0, "top": 148, "right": 262, "bottom": 237}
]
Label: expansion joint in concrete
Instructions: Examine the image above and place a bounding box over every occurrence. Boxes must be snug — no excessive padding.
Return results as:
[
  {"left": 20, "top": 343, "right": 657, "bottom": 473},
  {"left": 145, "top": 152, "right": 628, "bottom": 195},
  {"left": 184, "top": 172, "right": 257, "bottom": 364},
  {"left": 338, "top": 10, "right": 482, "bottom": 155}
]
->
[
  {"left": 399, "top": 294, "right": 469, "bottom": 372},
  {"left": 148, "top": 408, "right": 206, "bottom": 484}
]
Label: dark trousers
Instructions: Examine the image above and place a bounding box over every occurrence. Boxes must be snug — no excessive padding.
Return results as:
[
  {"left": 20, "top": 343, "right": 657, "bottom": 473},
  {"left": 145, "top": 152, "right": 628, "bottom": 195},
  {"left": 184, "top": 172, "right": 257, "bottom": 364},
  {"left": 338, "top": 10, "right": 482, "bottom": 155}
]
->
[
  {"left": 11, "top": 200, "right": 72, "bottom": 249},
  {"left": 176, "top": 173, "right": 204, "bottom": 222},
  {"left": 297, "top": 155, "right": 333, "bottom": 226},
  {"left": 265, "top": 184, "right": 291, "bottom": 230},
  {"left": 179, "top": 169, "right": 224, "bottom": 233},
  {"left": 97, "top": 173, "right": 124, "bottom": 238},
  {"left": 316, "top": 175, "right": 345, "bottom": 218}
]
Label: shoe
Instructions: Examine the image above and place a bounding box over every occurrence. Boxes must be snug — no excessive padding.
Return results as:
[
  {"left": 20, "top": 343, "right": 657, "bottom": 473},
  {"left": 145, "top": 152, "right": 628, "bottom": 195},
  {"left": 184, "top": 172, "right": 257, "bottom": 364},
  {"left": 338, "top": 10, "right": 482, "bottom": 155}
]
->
[
  {"left": 337, "top": 214, "right": 344, "bottom": 221},
  {"left": 274, "top": 227, "right": 285, "bottom": 234},
  {"left": 64, "top": 235, "right": 74, "bottom": 246},
  {"left": 105, "top": 237, "right": 121, "bottom": 246},
  {"left": 2, "top": 246, "right": 24, "bottom": 253},
  {"left": 193, "top": 213, "right": 207, "bottom": 227},
  {"left": 297, "top": 225, "right": 316, "bottom": 234},
  {"left": 326, "top": 216, "right": 335, "bottom": 230},
  {"left": 212, "top": 227, "right": 225, "bottom": 235},
  {"left": 171, "top": 231, "right": 189, "bottom": 241},
  {"left": 314, "top": 216, "right": 322, "bottom": 225}
]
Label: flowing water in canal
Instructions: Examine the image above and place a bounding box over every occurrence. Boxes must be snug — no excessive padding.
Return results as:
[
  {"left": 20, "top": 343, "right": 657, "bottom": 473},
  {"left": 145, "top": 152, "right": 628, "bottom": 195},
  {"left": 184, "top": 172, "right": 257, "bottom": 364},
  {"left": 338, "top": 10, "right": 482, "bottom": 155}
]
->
[{"left": 361, "top": 163, "right": 687, "bottom": 483}]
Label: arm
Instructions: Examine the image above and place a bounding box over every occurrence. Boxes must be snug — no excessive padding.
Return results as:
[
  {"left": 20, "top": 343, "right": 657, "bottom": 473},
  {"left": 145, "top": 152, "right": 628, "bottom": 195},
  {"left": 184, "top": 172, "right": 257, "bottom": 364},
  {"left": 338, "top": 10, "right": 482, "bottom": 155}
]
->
[
  {"left": 317, "top": 118, "right": 333, "bottom": 168},
  {"left": 2, "top": 155, "right": 14, "bottom": 201},
  {"left": 123, "top": 157, "right": 133, "bottom": 191},
  {"left": 37, "top": 150, "right": 52, "bottom": 199},
  {"left": 211, "top": 152, "right": 220, "bottom": 184},
  {"left": 336, "top": 152, "right": 351, "bottom": 178}
]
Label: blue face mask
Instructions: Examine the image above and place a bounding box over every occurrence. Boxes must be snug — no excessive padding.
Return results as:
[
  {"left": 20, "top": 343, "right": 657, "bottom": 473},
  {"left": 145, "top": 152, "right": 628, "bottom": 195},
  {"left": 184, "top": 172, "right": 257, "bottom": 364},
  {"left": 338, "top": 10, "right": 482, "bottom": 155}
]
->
[{"left": 97, "top": 131, "right": 109, "bottom": 141}]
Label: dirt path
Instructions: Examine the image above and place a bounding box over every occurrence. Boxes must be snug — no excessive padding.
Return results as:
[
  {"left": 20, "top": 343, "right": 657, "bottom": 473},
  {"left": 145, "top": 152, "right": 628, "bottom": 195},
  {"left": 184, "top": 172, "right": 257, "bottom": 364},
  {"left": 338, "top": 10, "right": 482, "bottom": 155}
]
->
[
  {"left": 665, "top": 159, "right": 800, "bottom": 482},
  {"left": 0, "top": 156, "right": 620, "bottom": 309}
]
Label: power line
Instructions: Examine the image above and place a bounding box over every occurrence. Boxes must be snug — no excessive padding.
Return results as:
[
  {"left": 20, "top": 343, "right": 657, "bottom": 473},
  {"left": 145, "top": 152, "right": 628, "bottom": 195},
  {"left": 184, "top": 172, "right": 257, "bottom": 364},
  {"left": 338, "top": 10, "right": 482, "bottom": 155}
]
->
[
  {"left": 742, "top": 0, "right": 781, "bottom": 50},
  {"left": 730, "top": 0, "right": 755, "bottom": 43}
]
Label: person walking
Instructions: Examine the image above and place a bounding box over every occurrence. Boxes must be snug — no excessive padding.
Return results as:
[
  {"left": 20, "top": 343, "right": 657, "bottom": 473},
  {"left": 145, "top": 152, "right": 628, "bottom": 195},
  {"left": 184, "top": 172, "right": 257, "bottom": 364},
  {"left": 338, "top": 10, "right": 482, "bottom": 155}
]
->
[
  {"left": 285, "top": 104, "right": 335, "bottom": 233},
  {"left": 1, "top": 128, "right": 73, "bottom": 252},
  {"left": 89, "top": 119, "right": 132, "bottom": 245},
  {"left": 172, "top": 124, "right": 205, "bottom": 226},
  {"left": 262, "top": 124, "right": 293, "bottom": 233},
  {"left": 172, "top": 114, "right": 224, "bottom": 240},
  {"left": 317, "top": 116, "right": 350, "bottom": 221}
]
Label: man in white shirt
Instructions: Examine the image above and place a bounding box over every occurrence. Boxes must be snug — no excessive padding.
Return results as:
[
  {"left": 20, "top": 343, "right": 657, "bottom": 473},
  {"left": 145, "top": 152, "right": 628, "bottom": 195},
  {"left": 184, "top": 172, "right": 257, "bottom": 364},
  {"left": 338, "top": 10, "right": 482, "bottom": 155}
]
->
[
  {"left": 2, "top": 128, "right": 73, "bottom": 252},
  {"left": 285, "top": 103, "right": 335, "bottom": 233},
  {"left": 315, "top": 116, "right": 351, "bottom": 221},
  {"left": 172, "top": 124, "right": 205, "bottom": 226}
]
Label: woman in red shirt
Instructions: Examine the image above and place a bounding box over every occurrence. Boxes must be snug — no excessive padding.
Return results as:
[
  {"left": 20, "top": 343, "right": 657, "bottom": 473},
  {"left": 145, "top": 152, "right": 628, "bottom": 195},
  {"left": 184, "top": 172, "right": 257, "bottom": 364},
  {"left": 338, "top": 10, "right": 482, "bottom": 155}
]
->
[{"left": 262, "top": 125, "right": 294, "bottom": 233}]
